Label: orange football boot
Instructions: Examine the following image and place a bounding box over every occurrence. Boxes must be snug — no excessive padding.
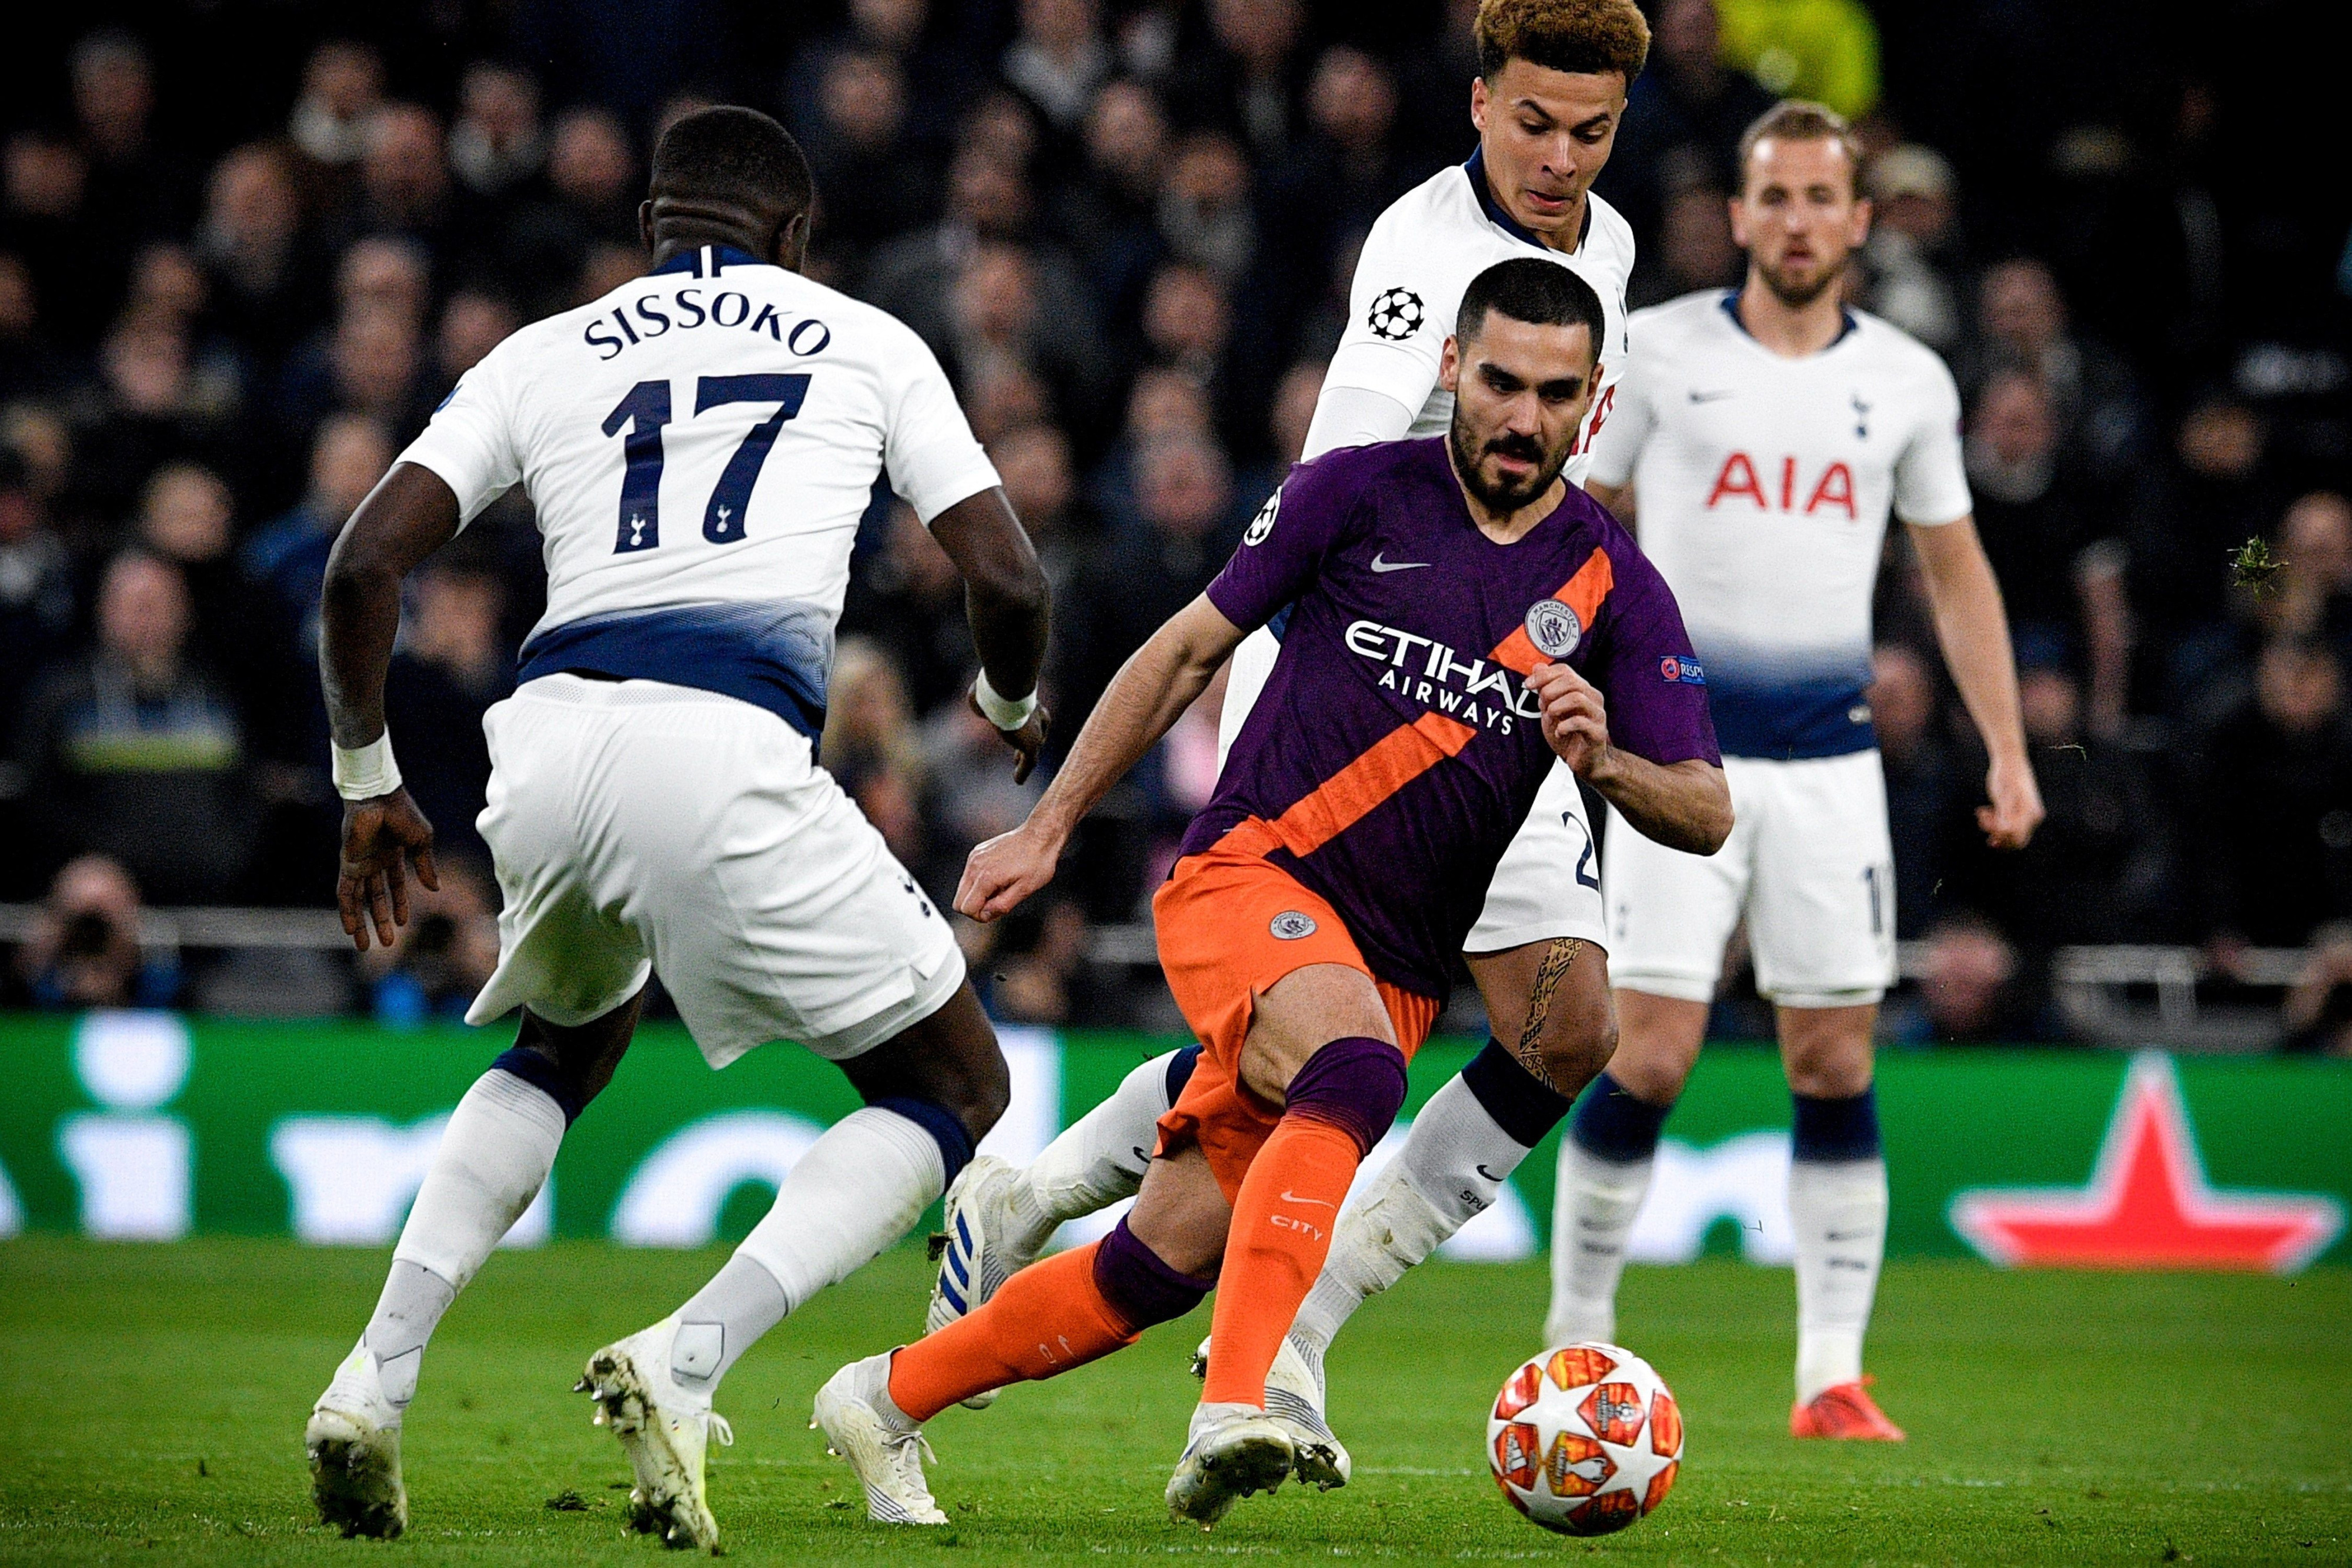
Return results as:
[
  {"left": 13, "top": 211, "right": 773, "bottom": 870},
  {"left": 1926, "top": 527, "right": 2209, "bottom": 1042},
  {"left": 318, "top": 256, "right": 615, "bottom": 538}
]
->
[{"left": 1790, "top": 1377, "right": 1906, "bottom": 1441}]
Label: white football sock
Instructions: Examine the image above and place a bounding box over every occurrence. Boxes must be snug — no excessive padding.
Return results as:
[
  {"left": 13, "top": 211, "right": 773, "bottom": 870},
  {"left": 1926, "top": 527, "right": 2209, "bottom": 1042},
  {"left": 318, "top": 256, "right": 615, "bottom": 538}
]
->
[
  {"left": 1290, "top": 1076, "right": 1529, "bottom": 1375},
  {"left": 360, "top": 1261, "right": 453, "bottom": 1413},
  {"left": 696, "top": 1106, "right": 946, "bottom": 1385},
  {"left": 669, "top": 1253, "right": 789, "bottom": 1395},
  {"left": 1288, "top": 1164, "right": 1442, "bottom": 1395},
  {"left": 365, "top": 1067, "right": 566, "bottom": 1413},
  {"left": 1018, "top": 1049, "right": 1182, "bottom": 1235},
  {"left": 392, "top": 1067, "right": 567, "bottom": 1290},
  {"left": 1544, "top": 1139, "right": 1655, "bottom": 1346},
  {"left": 1789, "top": 1156, "right": 1887, "bottom": 1403},
  {"left": 1392, "top": 1074, "right": 1532, "bottom": 1228}
]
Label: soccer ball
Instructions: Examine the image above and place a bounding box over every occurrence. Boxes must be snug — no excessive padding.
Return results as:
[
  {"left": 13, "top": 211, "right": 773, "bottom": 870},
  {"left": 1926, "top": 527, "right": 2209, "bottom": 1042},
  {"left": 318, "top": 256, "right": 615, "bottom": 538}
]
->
[{"left": 1488, "top": 1343, "right": 1683, "bottom": 1535}]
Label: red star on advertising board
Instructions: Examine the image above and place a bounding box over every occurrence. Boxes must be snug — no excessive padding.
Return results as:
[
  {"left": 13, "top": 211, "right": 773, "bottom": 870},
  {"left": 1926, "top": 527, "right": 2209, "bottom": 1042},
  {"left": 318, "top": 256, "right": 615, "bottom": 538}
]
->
[{"left": 1949, "top": 1053, "right": 2344, "bottom": 1273}]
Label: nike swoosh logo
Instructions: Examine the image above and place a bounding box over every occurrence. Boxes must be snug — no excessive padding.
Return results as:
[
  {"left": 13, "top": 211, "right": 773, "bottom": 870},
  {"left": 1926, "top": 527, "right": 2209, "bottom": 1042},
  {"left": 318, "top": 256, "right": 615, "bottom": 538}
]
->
[
  {"left": 1476, "top": 1164, "right": 1507, "bottom": 1182},
  {"left": 1688, "top": 389, "right": 1735, "bottom": 402},
  {"left": 1279, "top": 1191, "right": 1338, "bottom": 1208},
  {"left": 1825, "top": 1228, "right": 1872, "bottom": 1242},
  {"left": 1369, "top": 552, "right": 1430, "bottom": 573}
]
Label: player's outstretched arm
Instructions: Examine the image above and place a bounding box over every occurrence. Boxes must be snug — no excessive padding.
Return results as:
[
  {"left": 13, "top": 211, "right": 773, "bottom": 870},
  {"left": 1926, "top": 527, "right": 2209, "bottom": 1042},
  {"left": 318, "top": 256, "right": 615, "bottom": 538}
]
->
[
  {"left": 931, "top": 487, "right": 1053, "bottom": 782},
  {"left": 320, "top": 462, "right": 460, "bottom": 950},
  {"left": 1530, "top": 660, "right": 1732, "bottom": 855},
  {"left": 1905, "top": 516, "right": 2045, "bottom": 850},
  {"left": 956, "top": 594, "right": 1244, "bottom": 922}
]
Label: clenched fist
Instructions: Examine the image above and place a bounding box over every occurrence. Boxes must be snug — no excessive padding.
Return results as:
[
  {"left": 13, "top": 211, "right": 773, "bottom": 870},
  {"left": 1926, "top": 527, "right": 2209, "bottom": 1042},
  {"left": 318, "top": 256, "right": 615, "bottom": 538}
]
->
[
  {"left": 1529, "top": 660, "right": 1612, "bottom": 778},
  {"left": 956, "top": 818, "right": 1066, "bottom": 923}
]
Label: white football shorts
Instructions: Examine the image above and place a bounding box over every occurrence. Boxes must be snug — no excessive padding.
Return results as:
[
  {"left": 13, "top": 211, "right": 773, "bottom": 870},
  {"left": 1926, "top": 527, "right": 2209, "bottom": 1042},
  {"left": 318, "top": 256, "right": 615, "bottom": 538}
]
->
[
  {"left": 1218, "top": 625, "right": 1608, "bottom": 956},
  {"left": 1603, "top": 750, "right": 1896, "bottom": 1008},
  {"left": 465, "top": 674, "right": 964, "bottom": 1065}
]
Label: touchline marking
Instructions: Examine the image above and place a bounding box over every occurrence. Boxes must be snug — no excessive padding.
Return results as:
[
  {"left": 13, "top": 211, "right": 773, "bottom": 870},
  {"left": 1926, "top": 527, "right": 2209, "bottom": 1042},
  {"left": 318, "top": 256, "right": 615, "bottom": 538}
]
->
[{"left": 1369, "top": 552, "right": 1431, "bottom": 573}]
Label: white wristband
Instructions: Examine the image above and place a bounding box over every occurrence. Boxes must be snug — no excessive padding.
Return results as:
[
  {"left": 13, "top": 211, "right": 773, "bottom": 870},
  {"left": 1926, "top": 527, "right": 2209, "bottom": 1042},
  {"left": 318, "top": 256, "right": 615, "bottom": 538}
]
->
[
  {"left": 332, "top": 729, "right": 404, "bottom": 801},
  {"left": 972, "top": 670, "right": 1039, "bottom": 731}
]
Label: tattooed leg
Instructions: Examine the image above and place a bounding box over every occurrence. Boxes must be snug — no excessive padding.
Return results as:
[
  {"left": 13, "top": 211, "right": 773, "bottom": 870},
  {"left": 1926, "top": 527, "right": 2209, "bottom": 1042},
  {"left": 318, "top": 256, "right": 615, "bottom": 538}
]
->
[{"left": 1509, "top": 937, "right": 1583, "bottom": 1094}]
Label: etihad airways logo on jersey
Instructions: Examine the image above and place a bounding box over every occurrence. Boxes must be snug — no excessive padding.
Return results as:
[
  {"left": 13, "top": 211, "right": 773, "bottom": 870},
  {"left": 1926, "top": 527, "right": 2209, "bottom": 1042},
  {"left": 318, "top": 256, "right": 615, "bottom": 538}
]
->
[
  {"left": 1705, "top": 453, "right": 1857, "bottom": 519},
  {"left": 584, "top": 286, "right": 835, "bottom": 362},
  {"left": 1345, "top": 619, "right": 1538, "bottom": 733}
]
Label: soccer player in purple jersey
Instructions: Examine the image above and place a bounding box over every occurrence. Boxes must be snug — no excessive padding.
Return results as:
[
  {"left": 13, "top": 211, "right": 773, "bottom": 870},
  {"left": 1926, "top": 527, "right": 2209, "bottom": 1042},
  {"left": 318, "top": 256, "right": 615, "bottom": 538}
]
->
[
  {"left": 923, "top": 0, "right": 1658, "bottom": 1460},
  {"left": 810, "top": 259, "right": 1730, "bottom": 1528}
]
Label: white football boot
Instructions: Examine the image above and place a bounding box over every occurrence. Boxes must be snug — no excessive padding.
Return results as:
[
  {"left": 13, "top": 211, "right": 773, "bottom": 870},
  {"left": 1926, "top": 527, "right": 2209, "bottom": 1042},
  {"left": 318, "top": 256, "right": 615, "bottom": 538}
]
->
[
  {"left": 1165, "top": 1402, "right": 1296, "bottom": 1527},
  {"left": 1189, "top": 1332, "right": 1351, "bottom": 1490},
  {"left": 925, "top": 1155, "right": 1048, "bottom": 1410},
  {"left": 305, "top": 1343, "right": 409, "bottom": 1540},
  {"left": 811, "top": 1353, "right": 948, "bottom": 1524},
  {"left": 576, "top": 1316, "right": 733, "bottom": 1552}
]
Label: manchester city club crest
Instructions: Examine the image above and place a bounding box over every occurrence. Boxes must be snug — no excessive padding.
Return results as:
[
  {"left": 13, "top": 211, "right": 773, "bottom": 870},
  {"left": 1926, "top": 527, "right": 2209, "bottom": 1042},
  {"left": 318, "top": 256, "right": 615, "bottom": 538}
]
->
[
  {"left": 1244, "top": 488, "right": 1280, "bottom": 546},
  {"left": 1366, "top": 286, "right": 1425, "bottom": 341},
  {"left": 1269, "top": 910, "right": 1318, "bottom": 940},
  {"left": 1524, "top": 599, "right": 1583, "bottom": 658}
]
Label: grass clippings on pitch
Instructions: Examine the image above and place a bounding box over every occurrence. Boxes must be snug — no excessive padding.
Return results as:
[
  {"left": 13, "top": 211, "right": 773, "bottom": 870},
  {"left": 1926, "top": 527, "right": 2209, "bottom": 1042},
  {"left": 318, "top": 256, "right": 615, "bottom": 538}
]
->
[{"left": 0, "top": 1238, "right": 2344, "bottom": 1565}]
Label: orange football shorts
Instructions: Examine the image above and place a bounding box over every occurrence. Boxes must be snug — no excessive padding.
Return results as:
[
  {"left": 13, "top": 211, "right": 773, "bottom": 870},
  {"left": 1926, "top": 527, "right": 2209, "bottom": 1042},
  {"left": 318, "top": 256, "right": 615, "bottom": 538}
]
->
[{"left": 1149, "top": 835, "right": 1438, "bottom": 1202}]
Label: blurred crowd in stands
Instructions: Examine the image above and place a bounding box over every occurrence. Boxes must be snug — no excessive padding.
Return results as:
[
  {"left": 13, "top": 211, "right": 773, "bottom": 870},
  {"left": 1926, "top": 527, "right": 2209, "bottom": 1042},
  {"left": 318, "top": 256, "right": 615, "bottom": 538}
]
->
[{"left": 2, "top": 0, "right": 2348, "bottom": 1047}]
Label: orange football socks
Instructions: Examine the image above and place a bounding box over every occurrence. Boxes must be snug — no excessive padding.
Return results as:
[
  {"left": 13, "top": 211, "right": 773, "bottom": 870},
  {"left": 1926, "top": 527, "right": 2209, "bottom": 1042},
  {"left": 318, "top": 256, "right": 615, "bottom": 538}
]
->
[
  {"left": 1199, "top": 1114, "right": 1364, "bottom": 1407},
  {"left": 886, "top": 1242, "right": 1135, "bottom": 1422},
  {"left": 1200, "top": 1032, "right": 1407, "bottom": 1409}
]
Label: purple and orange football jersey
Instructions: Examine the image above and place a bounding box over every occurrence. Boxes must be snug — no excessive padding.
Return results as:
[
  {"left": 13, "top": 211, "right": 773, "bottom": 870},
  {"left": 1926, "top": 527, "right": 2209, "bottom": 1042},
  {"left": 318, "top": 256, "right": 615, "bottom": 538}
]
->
[{"left": 1188, "top": 437, "right": 1720, "bottom": 998}]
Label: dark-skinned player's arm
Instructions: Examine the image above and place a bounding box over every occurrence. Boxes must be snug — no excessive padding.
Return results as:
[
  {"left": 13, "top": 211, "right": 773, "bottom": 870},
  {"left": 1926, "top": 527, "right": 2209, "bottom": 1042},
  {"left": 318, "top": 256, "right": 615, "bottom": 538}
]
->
[
  {"left": 1528, "top": 658, "right": 1732, "bottom": 855},
  {"left": 319, "top": 462, "right": 460, "bottom": 951},
  {"left": 929, "top": 486, "right": 1053, "bottom": 783},
  {"left": 958, "top": 593, "right": 1244, "bottom": 922},
  {"left": 1906, "top": 514, "right": 2043, "bottom": 850}
]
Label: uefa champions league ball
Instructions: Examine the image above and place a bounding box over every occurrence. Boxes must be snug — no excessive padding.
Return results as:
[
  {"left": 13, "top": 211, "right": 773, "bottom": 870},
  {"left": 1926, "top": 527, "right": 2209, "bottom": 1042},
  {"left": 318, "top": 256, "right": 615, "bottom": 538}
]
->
[{"left": 1488, "top": 1343, "right": 1684, "bottom": 1535}]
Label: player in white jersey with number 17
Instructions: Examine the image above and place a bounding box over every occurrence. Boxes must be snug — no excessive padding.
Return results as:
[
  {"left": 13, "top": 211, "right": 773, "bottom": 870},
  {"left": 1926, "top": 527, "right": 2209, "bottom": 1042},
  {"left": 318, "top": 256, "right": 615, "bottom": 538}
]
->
[
  {"left": 303, "top": 108, "right": 1051, "bottom": 1549},
  {"left": 1549, "top": 102, "right": 2044, "bottom": 1440},
  {"left": 924, "top": 0, "right": 1670, "bottom": 1477}
]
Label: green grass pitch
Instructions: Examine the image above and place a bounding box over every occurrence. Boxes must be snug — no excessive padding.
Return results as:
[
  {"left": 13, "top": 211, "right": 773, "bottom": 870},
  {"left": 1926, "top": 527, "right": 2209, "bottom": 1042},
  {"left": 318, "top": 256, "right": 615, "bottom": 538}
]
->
[{"left": 2, "top": 1239, "right": 2345, "bottom": 1565}]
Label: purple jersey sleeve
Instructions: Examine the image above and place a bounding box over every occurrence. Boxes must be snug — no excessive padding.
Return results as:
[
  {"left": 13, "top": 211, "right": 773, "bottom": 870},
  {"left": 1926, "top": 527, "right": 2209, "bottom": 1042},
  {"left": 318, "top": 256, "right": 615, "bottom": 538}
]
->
[
  {"left": 1205, "top": 449, "right": 1368, "bottom": 631},
  {"left": 1591, "top": 543, "right": 1722, "bottom": 768}
]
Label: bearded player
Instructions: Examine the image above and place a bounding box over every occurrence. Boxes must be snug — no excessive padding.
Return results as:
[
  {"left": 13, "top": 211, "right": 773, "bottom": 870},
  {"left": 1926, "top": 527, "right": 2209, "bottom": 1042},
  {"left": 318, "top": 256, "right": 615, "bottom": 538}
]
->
[
  {"left": 926, "top": 0, "right": 1660, "bottom": 1465},
  {"left": 817, "top": 260, "right": 1726, "bottom": 1527},
  {"left": 1549, "top": 102, "right": 2044, "bottom": 1441}
]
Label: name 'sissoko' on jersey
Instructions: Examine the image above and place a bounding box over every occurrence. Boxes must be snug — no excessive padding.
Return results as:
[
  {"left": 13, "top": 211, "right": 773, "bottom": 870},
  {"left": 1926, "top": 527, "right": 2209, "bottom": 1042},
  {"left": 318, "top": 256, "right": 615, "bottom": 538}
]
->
[{"left": 583, "top": 285, "right": 834, "bottom": 362}]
